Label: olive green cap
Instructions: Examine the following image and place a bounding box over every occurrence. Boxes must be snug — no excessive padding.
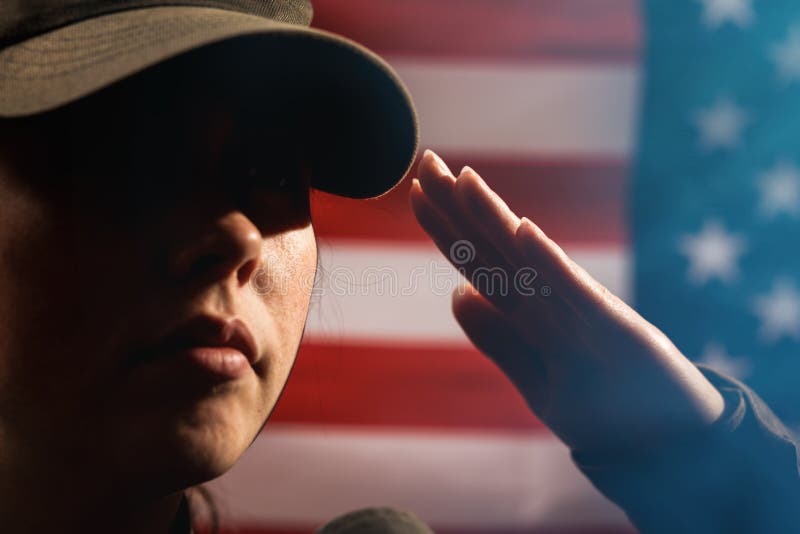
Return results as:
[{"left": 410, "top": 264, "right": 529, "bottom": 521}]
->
[{"left": 0, "top": 1, "right": 420, "bottom": 198}]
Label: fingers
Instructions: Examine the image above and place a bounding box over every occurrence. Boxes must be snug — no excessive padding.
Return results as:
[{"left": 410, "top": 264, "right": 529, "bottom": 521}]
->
[
  {"left": 411, "top": 177, "right": 530, "bottom": 315},
  {"left": 416, "top": 148, "right": 458, "bottom": 209},
  {"left": 417, "top": 152, "right": 517, "bottom": 269},
  {"left": 451, "top": 285, "right": 549, "bottom": 408},
  {"left": 415, "top": 151, "right": 522, "bottom": 300},
  {"left": 413, "top": 149, "right": 615, "bottom": 367},
  {"left": 410, "top": 177, "right": 512, "bottom": 311},
  {"left": 453, "top": 166, "right": 524, "bottom": 267},
  {"left": 409, "top": 178, "right": 462, "bottom": 261},
  {"left": 414, "top": 149, "right": 634, "bottom": 332},
  {"left": 515, "top": 217, "right": 632, "bottom": 327}
]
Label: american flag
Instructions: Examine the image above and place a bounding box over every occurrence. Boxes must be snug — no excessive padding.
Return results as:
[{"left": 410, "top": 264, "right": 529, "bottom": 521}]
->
[{"left": 202, "top": 1, "right": 800, "bottom": 532}]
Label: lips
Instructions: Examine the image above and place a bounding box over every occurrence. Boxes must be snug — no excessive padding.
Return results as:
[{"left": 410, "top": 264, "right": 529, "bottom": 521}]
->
[{"left": 135, "top": 314, "right": 259, "bottom": 367}]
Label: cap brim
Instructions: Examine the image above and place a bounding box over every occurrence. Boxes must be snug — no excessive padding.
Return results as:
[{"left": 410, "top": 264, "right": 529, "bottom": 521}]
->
[{"left": 0, "top": 6, "right": 420, "bottom": 199}]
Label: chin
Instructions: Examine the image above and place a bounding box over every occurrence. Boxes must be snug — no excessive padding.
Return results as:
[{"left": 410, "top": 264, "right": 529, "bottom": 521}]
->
[
  {"left": 171, "top": 398, "right": 260, "bottom": 482},
  {"left": 115, "top": 392, "right": 263, "bottom": 492}
]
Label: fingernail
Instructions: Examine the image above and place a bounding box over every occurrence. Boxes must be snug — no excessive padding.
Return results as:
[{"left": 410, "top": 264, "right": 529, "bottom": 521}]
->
[
  {"left": 425, "top": 149, "right": 453, "bottom": 177},
  {"left": 459, "top": 166, "right": 486, "bottom": 189},
  {"left": 459, "top": 165, "right": 503, "bottom": 210}
]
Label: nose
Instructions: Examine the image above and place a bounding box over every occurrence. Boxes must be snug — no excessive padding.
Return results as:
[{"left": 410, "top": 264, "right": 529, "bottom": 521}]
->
[{"left": 167, "top": 211, "right": 262, "bottom": 287}]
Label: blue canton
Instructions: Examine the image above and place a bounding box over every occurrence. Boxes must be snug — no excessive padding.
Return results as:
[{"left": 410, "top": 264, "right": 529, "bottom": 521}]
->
[{"left": 633, "top": 1, "right": 800, "bottom": 424}]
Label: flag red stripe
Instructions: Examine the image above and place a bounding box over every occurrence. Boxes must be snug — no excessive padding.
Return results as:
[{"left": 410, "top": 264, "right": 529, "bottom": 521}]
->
[
  {"left": 269, "top": 342, "right": 544, "bottom": 431},
  {"left": 311, "top": 0, "right": 640, "bottom": 62},
  {"left": 312, "top": 156, "right": 627, "bottom": 247}
]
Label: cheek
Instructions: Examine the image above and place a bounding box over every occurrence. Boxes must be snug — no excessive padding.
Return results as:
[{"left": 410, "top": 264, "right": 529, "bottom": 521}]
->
[
  {"left": 0, "top": 179, "right": 65, "bottom": 368},
  {"left": 248, "top": 224, "right": 316, "bottom": 418},
  {"left": 258, "top": 224, "right": 317, "bottom": 350},
  {"left": 0, "top": 172, "right": 103, "bottom": 425}
]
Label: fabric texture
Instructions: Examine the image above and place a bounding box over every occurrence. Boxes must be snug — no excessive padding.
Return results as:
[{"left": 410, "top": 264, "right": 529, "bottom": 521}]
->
[
  {"left": 0, "top": 0, "right": 313, "bottom": 44},
  {"left": 572, "top": 363, "right": 800, "bottom": 533}
]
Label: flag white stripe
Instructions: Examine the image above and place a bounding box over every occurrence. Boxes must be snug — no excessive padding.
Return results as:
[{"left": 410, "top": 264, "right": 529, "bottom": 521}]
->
[
  {"left": 206, "top": 425, "right": 631, "bottom": 529},
  {"left": 306, "top": 240, "right": 630, "bottom": 344},
  {"left": 391, "top": 59, "right": 639, "bottom": 157}
]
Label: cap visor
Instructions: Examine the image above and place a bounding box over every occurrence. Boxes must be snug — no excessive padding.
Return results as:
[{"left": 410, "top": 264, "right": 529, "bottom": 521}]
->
[{"left": 0, "top": 6, "right": 419, "bottom": 198}]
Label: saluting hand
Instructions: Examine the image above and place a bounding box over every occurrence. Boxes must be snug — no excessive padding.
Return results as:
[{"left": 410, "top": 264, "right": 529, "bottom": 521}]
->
[{"left": 410, "top": 149, "right": 726, "bottom": 456}]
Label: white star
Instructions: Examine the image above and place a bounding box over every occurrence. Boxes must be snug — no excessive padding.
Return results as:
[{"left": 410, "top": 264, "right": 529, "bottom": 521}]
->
[
  {"left": 697, "top": 342, "right": 752, "bottom": 379},
  {"left": 756, "top": 161, "right": 800, "bottom": 219},
  {"left": 697, "top": 0, "right": 755, "bottom": 29},
  {"left": 771, "top": 26, "right": 800, "bottom": 83},
  {"left": 678, "top": 220, "right": 747, "bottom": 285},
  {"left": 752, "top": 278, "right": 800, "bottom": 343},
  {"left": 693, "top": 98, "right": 749, "bottom": 150}
]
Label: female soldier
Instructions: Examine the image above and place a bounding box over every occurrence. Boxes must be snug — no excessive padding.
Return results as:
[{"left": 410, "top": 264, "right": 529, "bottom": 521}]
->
[{"left": 0, "top": 1, "right": 798, "bottom": 533}]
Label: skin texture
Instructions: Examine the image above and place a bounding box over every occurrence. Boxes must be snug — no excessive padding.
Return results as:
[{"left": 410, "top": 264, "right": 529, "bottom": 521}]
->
[
  {"left": 410, "top": 150, "right": 726, "bottom": 457},
  {"left": 0, "top": 61, "right": 317, "bottom": 533}
]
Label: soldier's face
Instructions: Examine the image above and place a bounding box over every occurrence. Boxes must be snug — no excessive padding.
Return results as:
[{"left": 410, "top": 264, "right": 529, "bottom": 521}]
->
[{"left": 0, "top": 64, "right": 318, "bottom": 495}]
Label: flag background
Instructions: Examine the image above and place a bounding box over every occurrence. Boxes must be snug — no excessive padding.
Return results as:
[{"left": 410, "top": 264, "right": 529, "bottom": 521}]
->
[
  {"left": 207, "top": 1, "right": 641, "bottom": 532},
  {"left": 633, "top": 1, "right": 800, "bottom": 429}
]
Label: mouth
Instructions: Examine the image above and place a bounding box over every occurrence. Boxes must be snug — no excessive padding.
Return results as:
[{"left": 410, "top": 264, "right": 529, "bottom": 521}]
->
[{"left": 134, "top": 314, "right": 259, "bottom": 380}]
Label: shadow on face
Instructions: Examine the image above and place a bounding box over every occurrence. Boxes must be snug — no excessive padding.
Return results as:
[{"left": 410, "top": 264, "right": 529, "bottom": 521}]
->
[
  {"left": 1, "top": 44, "right": 315, "bottom": 236},
  {"left": 0, "top": 46, "right": 320, "bottom": 497}
]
